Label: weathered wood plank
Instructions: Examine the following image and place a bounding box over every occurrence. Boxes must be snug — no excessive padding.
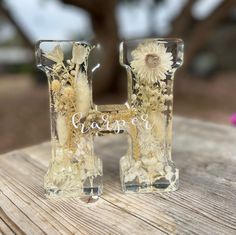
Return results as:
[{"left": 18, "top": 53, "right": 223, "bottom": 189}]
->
[
  {"left": 1, "top": 116, "right": 236, "bottom": 235},
  {"left": 0, "top": 151, "right": 163, "bottom": 235},
  {"left": 0, "top": 213, "right": 17, "bottom": 235}
]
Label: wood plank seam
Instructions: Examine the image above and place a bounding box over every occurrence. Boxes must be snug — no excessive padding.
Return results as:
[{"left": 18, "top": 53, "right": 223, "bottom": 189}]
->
[{"left": 0, "top": 209, "right": 26, "bottom": 235}]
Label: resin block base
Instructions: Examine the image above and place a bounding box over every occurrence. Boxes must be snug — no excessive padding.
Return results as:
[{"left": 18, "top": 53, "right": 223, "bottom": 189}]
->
[
  {"left": 44, "top": 147, "right": 103, "bottom": 198},
  {"left": 120, "top": 155, "right": 179, "bottom": 193},
  {"left": 44, "top": 176, "right": 103, "bottom": 199},
  {"left": 44, "top": 185, "right": 103, "bottom": 199}
]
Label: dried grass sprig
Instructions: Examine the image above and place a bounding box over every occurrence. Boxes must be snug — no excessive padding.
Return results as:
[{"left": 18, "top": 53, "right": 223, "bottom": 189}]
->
[{"left": 57, "top": 114, "right": 68, "bottom": 146}]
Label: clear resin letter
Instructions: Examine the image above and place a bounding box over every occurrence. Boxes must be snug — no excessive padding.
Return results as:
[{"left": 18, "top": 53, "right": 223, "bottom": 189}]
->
[
  {"left": 36, "top": 38, "right": 183, "bottom": 198},
  {"left": 36, "top": 41, "right": 103, "bottom": 198}
]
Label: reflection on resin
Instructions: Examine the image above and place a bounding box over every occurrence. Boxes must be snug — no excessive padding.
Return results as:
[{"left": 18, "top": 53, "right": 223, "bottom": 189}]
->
[{"left": 36, "top": 38, "right": 183, "bottom": 198}]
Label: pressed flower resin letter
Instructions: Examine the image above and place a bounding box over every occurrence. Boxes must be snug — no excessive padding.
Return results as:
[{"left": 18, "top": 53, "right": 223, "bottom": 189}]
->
[{"left": 36, "top": 39, "right": 183, "bottom": 198}]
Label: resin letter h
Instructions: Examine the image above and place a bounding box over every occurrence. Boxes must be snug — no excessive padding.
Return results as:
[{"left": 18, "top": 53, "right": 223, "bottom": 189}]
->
[{"left": 36, "top": 39, "right": 183, "bottom": 198}]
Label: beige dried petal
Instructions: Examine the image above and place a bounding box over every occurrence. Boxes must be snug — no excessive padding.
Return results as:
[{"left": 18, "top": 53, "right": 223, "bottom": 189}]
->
[
  {"left": 165, "top": 94, "right": 173, "bottom": 100},
  {"left": 76, "top": 73, "right": 91, "bottom": 117},
  {"left": 45, "top": 45, "right": 64, "bottom": 63},
  {"left": 124, "top": 160, "right": 147, "bottom": 183},
  {"left": 72, "top": 43, "right": 88, "bottom": 65},
  {"left": 70, "top": 70, "right": 76, "bottom": 76},
  {"left": 141, "top": 156, "right": 158, "bottom": 166},
  {"left": 57, "top": 115, "right": 68, "bottom": 146},
  {"left": 131, "top": 94, "right": 137, "bottom": 101}
]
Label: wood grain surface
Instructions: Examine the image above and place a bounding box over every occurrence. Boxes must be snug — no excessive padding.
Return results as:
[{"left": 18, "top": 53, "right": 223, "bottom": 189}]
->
[{"left": 0, "top": 117, "right": 236, "bottom": 235}]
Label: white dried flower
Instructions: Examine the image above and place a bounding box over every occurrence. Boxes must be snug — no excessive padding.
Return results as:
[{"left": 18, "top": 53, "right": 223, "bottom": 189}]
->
[
  {"left": 165, "top": 94, "right": 173, "bottom": 101},
  {"left": 131, "top": 41, "right": 173, "bottom": 83},
  {"left": 131, "top": 94, "right": 137, "bottom": 101},
  {"left": 70, "top": 70, "right": 76, "bottom": 76},
  {"left": 66, "top": 59, "right": 72, "bottom": 65},
  {"left": 124, "top": 160, "right": 142, "bottom": 182},
  {"left": 56, "top": 115, "right": 68, "bottom": 146},
  {"left": 159, "top": 81, "right": 166, "bottom": 88},
  {"left": 141, "top": 156, "right": 158, "bottom": 166},
  {"left": 72, "top": 43, "right": 88, "bottom": 65},
  {"left": 76, "top": 72, "right": 91, "bottom": 118},
  {"left": 45, "top": 45, "right": 64, "bottom": 63}
]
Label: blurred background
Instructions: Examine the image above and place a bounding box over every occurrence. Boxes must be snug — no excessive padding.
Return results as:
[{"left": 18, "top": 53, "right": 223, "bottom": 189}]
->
[{"left": 0, "top": 0, "right": 235, "bottom": 153}]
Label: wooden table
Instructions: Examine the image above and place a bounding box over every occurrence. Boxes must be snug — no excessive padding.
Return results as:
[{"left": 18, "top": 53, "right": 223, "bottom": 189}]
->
[{"left": 1, "top": 117, "right": 236, "bottom": 235}]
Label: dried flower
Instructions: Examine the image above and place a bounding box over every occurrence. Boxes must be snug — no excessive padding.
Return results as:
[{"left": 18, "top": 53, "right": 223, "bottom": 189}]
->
[
  {"left": 70, "top": 70, "right": 76, "bottom": 76},
  {"left": 66, "top": 59, "right": 72, "bottom": 65},
  {"left": 131, "top": 41, "right": 173, "bottom": 83},
  {"left": 62, "top": 74, "right": 69, "bottom": 79},
  {"left": 75, "top": 73, "right": 91, "bottom": 118},
  {"left": 51, "top": 80, "right": 61, "bottom": 93},
  {"left": 56, "top": 115, "right": 68, "bottom": 146},
  {"left": 45, "top": 45, "right": 64, "bottom": 63},
  {"left": 72, "top": 43, "right": 88, "bottom": 65},
  {"left": 164, "top": 94, "right": 172, "bottom": 100},
  {"left": 141, "top": 156, "right": 158, "bottom": 166},
  {"left": 149, "top": 111, "right": 165, "bottom": 140},
  {"left": 63, "top": 86, "right": 75, "bottom": 100},
  {"left": 131, "top": 94, "right": 137, "bottom": 101},
  {"left": 149, "top": 97, "right": 156, "bottom": 103},
  {"left": 124, "top": 160, "right": 148, "bottom": 183}
]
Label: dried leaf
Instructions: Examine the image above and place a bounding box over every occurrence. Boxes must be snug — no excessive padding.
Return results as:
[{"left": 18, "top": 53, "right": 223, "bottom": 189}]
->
[{"left": 45, "top": 45, "right": 64, "bottom": 63}]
